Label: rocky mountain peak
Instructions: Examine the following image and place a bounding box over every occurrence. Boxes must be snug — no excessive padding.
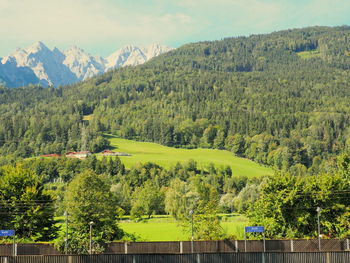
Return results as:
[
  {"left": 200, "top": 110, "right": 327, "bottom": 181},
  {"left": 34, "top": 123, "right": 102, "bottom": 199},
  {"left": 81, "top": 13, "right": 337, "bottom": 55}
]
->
[{"left": 0, "top": 42, "right": 173, "bottom": 88}]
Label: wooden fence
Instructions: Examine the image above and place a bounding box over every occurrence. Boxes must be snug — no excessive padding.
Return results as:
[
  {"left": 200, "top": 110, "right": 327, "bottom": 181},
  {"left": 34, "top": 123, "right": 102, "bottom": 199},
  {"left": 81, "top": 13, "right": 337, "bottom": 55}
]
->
[
  {"left": 0, "top": 252, "right": 350, "bottom": 263},
  {"left": 0, "top": 239, "right": 349, "bottom": 256}
]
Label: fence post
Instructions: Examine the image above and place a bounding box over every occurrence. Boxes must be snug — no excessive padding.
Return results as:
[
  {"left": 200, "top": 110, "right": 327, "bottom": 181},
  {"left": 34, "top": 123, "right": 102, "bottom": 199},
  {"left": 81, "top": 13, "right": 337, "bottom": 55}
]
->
[
  {"left": 4, "top": 257, "right": 8, "bottom": 263},
  {"left": 124, "top": 242, "right": 128, "bottom": 254},
  {"left": 347, "top": 239, "right": 350, "bottom": 251},
  {"left": 235, "top": 240, "right": 238, "bottom": 252},
  {"left": 326, "top": 252, "right": 330, "bottom": 263},
  {"left": 197, "top": 254, "right": 201, "bottom": 263},
  {"left": 180, "top": 241, "right": 183, "bottom": 254},
  {"left": 263, "top": 233, "right": 266, "bottom": 252},
  {"left": 290, "top": 240, "right": 294, "bottom": 252}
]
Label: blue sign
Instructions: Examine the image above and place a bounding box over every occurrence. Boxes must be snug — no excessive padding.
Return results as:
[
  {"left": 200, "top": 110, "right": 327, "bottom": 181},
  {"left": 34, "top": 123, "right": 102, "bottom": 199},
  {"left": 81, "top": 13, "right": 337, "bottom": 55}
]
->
[
  {"left": 0, "top": 230, "right": 15, "bottom": 237},
  {"left": 245, "top": 226, "right": 264, "bottom": 233}
]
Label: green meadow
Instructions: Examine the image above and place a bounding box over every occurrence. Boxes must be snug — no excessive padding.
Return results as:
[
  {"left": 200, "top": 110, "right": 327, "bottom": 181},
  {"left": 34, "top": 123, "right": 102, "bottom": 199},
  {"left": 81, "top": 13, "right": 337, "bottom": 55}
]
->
[
  {"left": 119, "top": 214, "right": 248, "bottom": 241},
  {"left": 296, "top": 50, "right": 321, "bottom": 59},
  {"left": 105, "top": 134, "right": 273, "bottom": 178},
  {"left": 55, "top": 214, "right": 248, "bottom": 242}
]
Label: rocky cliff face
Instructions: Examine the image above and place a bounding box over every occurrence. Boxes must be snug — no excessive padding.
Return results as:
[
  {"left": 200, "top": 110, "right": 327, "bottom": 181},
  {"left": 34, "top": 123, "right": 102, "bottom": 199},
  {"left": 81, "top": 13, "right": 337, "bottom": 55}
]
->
[{"left": 0, "top": 42, "right": 173, "bottom": 88}]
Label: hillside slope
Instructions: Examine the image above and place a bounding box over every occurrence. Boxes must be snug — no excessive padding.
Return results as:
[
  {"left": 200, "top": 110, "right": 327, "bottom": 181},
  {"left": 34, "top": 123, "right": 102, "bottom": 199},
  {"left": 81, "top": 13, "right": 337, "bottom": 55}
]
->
[
  {"left": 105, "top": 135, "right": 273, "bottom": 177},
  {"left": 1, "top": 26, "right": 350, "bottom": 173}
]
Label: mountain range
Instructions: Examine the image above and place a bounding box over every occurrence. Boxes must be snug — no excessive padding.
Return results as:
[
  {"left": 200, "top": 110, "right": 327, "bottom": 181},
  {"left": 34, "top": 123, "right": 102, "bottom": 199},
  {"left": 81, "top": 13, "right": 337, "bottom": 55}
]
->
[
  {"left": 1, "top": 26, "right": 350, "bottom": 169},
  {"left": 0, "top": 42, "right": 173, "bottom": 88}
]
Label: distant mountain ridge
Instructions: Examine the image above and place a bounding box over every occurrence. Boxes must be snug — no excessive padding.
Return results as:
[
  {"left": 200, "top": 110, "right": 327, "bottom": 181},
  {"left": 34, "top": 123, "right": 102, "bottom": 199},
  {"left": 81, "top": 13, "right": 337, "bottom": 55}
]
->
[{"left": 0, "top": 42, "right": 173, "bottom": 87}]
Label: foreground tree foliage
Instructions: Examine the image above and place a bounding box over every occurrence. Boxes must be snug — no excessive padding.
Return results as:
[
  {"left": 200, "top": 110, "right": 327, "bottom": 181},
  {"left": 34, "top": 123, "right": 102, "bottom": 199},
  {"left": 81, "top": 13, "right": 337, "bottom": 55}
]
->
[
  {"left": 248, "top": 155, "right": 350, "bottom": 238},
  {"left": 165, "top": 178, "right": 199, "bottom": 220},
  {"left": 0, "top": 152, "right": 349, "bottom": 242},
  {"left": 190, "top": 186, "right": 225, "bottom": 240},
  {"left": 61, "top": 170, "right": 123, "bottom": 253},
  {"left": 130, "top": 180, "right": 164, "bottom": 219},
  {"left": 0, "top": 166, "right": 57, "bottom": 240}
]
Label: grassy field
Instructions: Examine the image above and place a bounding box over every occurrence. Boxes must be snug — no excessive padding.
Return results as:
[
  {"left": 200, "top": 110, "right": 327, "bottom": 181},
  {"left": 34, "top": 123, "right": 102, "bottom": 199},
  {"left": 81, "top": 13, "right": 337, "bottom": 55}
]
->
[
  {"left": 296, "top": 50, "right": 321, "bottom": 59},
  {"left": 104, "top": 134, "right": 273, "bottom": 178},
  {"left": 54, "top": 214, "right": 248, "bottom": 242},
  {"left": 55, "top": 214, "right": 248, "bottom": 242},
  {"left": 119, "top": 214, "right": 248, "bottom": 241}
]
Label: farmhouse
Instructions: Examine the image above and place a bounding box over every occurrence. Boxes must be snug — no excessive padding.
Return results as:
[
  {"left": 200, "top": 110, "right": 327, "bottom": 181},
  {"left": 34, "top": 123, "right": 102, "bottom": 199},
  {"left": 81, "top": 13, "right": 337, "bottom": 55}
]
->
[{"left": 65, "top": 151, "right": 91, "bottom": 159}]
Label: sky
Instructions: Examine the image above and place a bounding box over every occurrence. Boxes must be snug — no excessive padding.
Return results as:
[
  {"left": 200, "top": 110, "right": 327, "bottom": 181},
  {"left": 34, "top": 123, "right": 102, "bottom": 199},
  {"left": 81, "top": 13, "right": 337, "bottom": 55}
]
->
[{"left": 1, "top": 0, "right": 350, "bottom": 57}]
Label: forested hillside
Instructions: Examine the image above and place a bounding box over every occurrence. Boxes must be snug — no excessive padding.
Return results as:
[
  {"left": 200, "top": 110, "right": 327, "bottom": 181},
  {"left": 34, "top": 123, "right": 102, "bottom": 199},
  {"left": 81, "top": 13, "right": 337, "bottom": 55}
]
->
[{"left": 1, "top": 26, "right": 350, "bottom": 173}]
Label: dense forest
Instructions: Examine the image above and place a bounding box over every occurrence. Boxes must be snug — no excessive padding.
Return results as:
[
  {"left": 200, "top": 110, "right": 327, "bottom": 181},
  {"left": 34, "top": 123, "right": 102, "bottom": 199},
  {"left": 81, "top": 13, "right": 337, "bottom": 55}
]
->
[{"left": 1, "top": 26, "right": 350, "bottom": 173}]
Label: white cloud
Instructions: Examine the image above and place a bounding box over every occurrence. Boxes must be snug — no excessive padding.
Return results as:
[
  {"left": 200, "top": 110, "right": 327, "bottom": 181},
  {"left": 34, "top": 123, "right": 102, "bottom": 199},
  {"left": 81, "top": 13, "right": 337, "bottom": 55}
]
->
[
  {"left": 0, "top": 0, "right": 197, "bottom": 56},
  {"left": 175, "top": 0, "right": 286, "bottom": 29},
  {"left": 1, "top": 0, "right": 124, "bottom": 41},
  {"left": 297, "top": 0, "right": 350, "bottom": 25},
  {"left": 159, "top": 13, "right": 193, "bottom": 24},
  {"left": 174, "top": 0, "right": 350, "bottom": 38},
  {"left": 139, "top": 13, "right": 195, "bottom": 37},
  {"left": 1, "top": 0, "right": 350, "bottom": 57},
  {"left": 0, "top": 0, "right": 11, "bottom": 10}
]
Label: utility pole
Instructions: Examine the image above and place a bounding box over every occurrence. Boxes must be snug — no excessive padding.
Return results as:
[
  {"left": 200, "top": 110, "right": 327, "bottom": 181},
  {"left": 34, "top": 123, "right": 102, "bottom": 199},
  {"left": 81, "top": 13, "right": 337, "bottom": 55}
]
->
[
  {"left": 317, "top": 207, "right": 321, "bottom": 251},
  {"left": 89, "top": 221, "right": 94, "bottom": 254},
  {"left": 189, "top": 210, "right": 194, "bottom": 253},
  {"left": 64, "top": 211, "right": 68, "bottom": 254}
]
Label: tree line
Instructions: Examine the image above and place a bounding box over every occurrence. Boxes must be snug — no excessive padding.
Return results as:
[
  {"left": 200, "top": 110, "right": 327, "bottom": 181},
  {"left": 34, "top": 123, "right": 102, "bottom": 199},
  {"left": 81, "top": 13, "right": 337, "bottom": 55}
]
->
[{"left": 0, "top": 154, "right": 349, "bottom": 252}]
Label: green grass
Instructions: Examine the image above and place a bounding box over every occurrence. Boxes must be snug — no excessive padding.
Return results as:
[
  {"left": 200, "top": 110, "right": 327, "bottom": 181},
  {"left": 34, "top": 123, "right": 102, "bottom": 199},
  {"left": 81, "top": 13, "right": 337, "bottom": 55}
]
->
[
  {"left": 296, "top": 50, "right": 321, "bottom": 59},
  {"left": 120, "top": 220, "right": 187, "bottom": 241},
  {"left": 119, "top": 214, "right": 248, "bottom": 241},
  {"left": 54, "top": 214, "right": 248, "bottom": 242},
  {"left": 82, "top": 114, "right": 94, "bottom": 121},
  {"left": 105, "top": 134, "right": 273, "bottom": 177}
]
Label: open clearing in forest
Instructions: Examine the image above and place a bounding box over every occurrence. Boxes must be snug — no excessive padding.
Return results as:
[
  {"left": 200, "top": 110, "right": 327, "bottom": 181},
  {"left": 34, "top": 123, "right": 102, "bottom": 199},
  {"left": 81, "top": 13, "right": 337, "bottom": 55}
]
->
[
  {"left": 296, "top": 50, "right": 321, "bottom": 59},
  {"left": 105, "top": 134, "right": 273, "bottom": 178}
]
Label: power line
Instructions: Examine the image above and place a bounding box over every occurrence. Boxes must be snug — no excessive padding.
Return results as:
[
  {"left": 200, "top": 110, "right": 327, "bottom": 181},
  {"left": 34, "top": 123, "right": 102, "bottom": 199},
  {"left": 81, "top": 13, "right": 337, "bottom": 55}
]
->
[{"left": 0, "top": 189, "right": 348, "bottom": 205}]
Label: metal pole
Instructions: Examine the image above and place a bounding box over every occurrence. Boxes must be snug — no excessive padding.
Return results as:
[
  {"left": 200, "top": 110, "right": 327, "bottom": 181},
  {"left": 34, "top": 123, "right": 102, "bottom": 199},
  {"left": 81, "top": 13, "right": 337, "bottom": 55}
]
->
[
  {"left": 12, "top": 236, "right": 15, "bottom": 256},
  {"left": 317, "top": 207, "right": 321, "bottom": 251},
  {"left": 65, "top": 211, "right": 68, "bottom": 255},
  {"left": 263, "top": 232, "right": 266, "bottom": 252},
  {"left": 89, "top": 221, "right": 94, "bottom": 254},
  {"left": 189, "top": 210, "right": 194, "bottom": 254},
  {"left": 244, "top": 228, "right": 247, "bottom": 252}
]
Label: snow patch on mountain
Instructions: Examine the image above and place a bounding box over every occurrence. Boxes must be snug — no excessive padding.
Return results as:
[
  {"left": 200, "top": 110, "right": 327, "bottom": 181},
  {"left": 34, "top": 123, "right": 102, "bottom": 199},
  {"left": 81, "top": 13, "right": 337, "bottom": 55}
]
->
[
  {"left": 0, "top": 57, "right": 41, "bottom": 88},
  {"left": 63, "top": 46, "right": 106, "bottom": 81},
  {"left": 141, "top": 43, "right": 174, "bottom": 60},
  {"left": 2, "top": 41, "right": 77, "bottom": 87},
  {"left": 106, "top": 45, "right": 146, "bottom": 70},
  {"left": 106, "top": 43, "right": 173, "bottom": 71},
  {"left": 0, "top": 42, "right": 173, "bottom": 88}
]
